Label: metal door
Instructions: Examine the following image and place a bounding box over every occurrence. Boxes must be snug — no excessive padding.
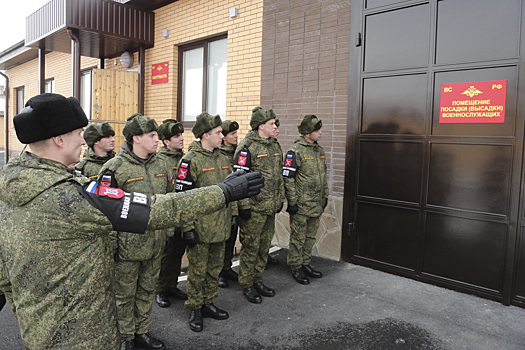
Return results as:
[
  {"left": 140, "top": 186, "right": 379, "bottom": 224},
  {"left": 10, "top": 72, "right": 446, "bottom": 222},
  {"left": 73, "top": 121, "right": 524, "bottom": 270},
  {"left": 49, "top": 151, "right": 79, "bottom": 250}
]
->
[{"left": 343, "top": 0, "right": 525, "bottom": 305}]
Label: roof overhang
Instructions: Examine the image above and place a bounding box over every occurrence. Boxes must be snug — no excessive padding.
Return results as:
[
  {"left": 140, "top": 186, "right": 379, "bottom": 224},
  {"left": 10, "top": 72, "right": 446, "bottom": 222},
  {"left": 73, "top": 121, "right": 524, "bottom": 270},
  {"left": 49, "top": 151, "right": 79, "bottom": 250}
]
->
[
  {"left": 0, "top": 41, "right": 38, "bottom": 70},
  {"left": 25, "top": 0, "right": 155, "bottom": 59}
]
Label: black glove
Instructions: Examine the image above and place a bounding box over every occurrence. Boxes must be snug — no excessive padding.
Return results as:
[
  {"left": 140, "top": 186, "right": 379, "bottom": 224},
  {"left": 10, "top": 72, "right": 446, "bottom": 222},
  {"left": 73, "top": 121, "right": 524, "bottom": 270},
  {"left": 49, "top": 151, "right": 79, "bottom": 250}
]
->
[
  {"left": 239, "top": 208, "right": 251, "bottom": 220},
  {"left": 183, "top": 230, "right": 198, "bottom": 248},
  {"left": 113, "top": 248, "right": 120, "bottom": 262},
  {"left": 231, "top": 215, "right": 239, "bottom": 234},
  {"left": 322, "top": 198, "right": 328, "bottom": 209},
  {"left": 276, "top": 202, "right": 284, "bottom": 213},
  {"left": 216, "top": 170, "right": 264, "bottom": 204},
  {"left": 287, "top": 203, "right": 299, "bottom": 214},
  {"left": 0, "top": 294, "right": 6, "bottom": 312}
]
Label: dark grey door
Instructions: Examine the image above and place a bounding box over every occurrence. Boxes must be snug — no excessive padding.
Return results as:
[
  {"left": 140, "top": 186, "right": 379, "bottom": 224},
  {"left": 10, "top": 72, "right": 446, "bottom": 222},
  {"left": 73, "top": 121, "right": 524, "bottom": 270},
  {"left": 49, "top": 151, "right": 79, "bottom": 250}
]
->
[{"left": 343, "top": 0, "right": 525, "bottom": 306}]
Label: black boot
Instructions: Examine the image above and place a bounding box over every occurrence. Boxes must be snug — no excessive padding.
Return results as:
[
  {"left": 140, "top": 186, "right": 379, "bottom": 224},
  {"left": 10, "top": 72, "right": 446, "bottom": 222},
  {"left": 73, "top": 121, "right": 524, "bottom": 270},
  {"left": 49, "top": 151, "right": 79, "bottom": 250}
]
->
[
  {"left": 253, "top": 282, "right": 275, "bottom": 297},
  {"left": 267, "top": 254, "right": 279, "bottom": 266},
  {"left": 168, "top": 287, "right": 188, "bottom": 300},
  {"left": 292, "top": 269, "right": 310, "bottom": 285},
  {"left": 202, "top": 303, "right": 229, "bottom": 320},
  {"left": 120, "top": 339, "right": 134, "bottom": 350},
  {"left": 218, "top": 275, "right": 229, "bottom": 288},
  {"left": 302, "top": 265, "right": 322, "bottom": 278},
  {"left": 242, "top": 286, "right": 262, "bottom": 304},
  {"left": 155, "top": 293, "right": 170, "bottom": 308},
  {"left": 189, "top": 309, "right": 203, "bottom": 332},
  {"left": 220, "top": 268, "right": 239, "bottom": 282},
  {"left": 134, "top": 333, "right": 165, "bottom": 350}
]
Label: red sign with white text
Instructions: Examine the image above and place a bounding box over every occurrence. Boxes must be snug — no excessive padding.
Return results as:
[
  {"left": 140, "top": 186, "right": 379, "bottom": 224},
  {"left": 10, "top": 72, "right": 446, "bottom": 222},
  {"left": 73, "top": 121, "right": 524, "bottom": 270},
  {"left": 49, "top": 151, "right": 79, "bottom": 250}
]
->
[
  {"left": 151, "top": 62, "right": 169, "bottom": 85},
  {"left": 439, "top": 80, "right": 507, "bottom": 123}
]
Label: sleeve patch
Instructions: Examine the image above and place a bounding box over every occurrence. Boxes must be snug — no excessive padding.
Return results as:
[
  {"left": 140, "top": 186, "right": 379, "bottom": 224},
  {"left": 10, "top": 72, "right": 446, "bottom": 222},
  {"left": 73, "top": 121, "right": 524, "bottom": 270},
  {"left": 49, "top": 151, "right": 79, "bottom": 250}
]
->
[
  {"left": 175, "top": 160, "right": 195, "bottom": 191},
  {"left": 234, "top": 149, "right": 251, "bottom": 172},
  {"left": 79, "top": 182, "right": 151, "bottom": 233},
  {"left": 282, "top": 151, "right": 298, "bottom": 178}
]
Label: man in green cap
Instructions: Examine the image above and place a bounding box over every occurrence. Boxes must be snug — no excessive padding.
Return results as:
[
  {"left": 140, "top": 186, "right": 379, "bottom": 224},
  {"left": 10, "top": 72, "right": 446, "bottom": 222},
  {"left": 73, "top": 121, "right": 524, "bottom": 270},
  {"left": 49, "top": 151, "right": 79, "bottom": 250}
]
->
[
  {"left": 0, "top": 93, "right": 264, "bottom": 350},
  {"left": 175, "top": 112, "right": 237, "bottom": 332},
  {"left": 155, "top": 119, "right": 188, "bottom": 307},
  {"left": 234, "top": 106, "right": 285, "bottom": 304},
  {"left": 75, "top": 122, "right": 116, "bottom": 179},
  {"left": 282, "top": 114, "right": 329, "bottom": 285},
  {"left": 99, "top": 113, "right": 169, "bottom": 350},
  {"left": 218, "top": 120, "right": 240, "bottom": 288}
]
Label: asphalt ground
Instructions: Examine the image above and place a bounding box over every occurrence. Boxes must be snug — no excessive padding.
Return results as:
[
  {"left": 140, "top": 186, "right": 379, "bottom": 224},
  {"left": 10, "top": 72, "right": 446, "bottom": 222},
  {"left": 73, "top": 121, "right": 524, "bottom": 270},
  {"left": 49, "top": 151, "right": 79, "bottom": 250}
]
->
[{"left": 1, "top": 247, "right": 525, "bottom": 349}]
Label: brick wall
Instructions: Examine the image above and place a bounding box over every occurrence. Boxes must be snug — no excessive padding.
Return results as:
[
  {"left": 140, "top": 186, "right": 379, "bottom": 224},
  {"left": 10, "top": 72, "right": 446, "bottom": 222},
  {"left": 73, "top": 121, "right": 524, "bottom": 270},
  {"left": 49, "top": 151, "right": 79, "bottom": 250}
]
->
[
  {"left": 260, "top": 0, "right": 351, "bottom": 197},
  {"left": 127, "top": 0, "right": 264, "bottom": 143}
]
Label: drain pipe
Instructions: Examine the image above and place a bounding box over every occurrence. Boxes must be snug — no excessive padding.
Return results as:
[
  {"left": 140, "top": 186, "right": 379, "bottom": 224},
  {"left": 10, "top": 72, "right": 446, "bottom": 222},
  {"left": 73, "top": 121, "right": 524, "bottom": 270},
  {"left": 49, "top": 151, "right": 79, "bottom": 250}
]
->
[
  {"left": 0, "top": 71, "right": 9, "bottom": 163},
  {"left": 67, "top": 29, "right": 81, "bottom": 99}
]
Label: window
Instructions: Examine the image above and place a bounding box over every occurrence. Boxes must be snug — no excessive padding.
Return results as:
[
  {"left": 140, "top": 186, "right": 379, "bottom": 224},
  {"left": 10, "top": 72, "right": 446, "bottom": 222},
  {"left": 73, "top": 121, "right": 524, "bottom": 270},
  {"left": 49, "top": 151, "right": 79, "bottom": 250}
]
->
[
  {"left": 45, "top": 79, "right": 55, "bottom": 93},
  {"left": 178, "top": 35, "right": 227, "bottom": 123},
  {"left": 16, "top": 87, "right": 24, "bottom": 114},
  {"left": 80, "top": 70, "right": 92, "bottom": 119}
]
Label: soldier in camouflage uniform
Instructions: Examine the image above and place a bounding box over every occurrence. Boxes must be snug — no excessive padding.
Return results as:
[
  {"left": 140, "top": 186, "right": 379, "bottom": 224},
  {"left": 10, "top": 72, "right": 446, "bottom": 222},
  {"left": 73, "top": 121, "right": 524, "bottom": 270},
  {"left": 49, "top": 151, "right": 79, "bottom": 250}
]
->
[
  {"left": 0, "top": 93, "right": 263, "bottom": 350},
  {"left": 282, "top": 115, "right": 329, "bottom": 285},
  {"left": 99, "top": 113, "right": 169, "bottom": 350},
  {"left": 75, "top": 122, "right": 115, "bottom": 179},
  {"left": 175, "top": 112, "right": 236, "bottom": 332},
  {"left": 234, "top": 106, "right": 285, "bottom": 304},
  {"left": 154, "top": 119, "right": 188, "bottom": 307},
  {"left": 218, "top": 120, "right": 240, "bottom": 288}
]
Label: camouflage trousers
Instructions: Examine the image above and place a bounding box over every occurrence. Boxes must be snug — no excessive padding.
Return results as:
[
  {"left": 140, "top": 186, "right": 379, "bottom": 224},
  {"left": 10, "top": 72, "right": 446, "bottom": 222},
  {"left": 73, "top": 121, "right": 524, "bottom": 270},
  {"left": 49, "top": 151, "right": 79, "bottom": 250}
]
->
[
  {"left": 156, "top": 233, "right": 186, "bottom": 293},
  {"left": 185, "top": 241, "right": 225, "bottom": 311},
  {"left": 287, "top": 213, "right": 321, "bottom": 270},
  {"left": 238, "top": 212, "right": 274, "bottom": 288},
  {"left": 0, "top": 264, "right": 14, "bottom": 316},
  {"left": 114, "top": 256, "right": 161, "bottom": 339}
]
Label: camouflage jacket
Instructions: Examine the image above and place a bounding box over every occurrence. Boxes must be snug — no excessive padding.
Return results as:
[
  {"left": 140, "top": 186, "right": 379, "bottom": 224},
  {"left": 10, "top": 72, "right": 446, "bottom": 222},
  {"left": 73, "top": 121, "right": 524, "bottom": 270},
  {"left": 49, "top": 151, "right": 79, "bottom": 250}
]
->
[
  {"left": 175, "top": 141, "right": 237, "bottom": 243},
  {"left": 0, "top": 151, "right": 226, "bottom": 350},
  {"left": 75, "top": 147, "right": 115, "bottom": 180},
  {"left": 219, "top": 144, "right": 236, "bottom": 163},
  {"left": 283, "top": 136, "right": 329, "bottom": 217},
  {"left": 234, "top": 130, "right": 285, "bottom": 214},
  {"left": 156, "top": 146, "right": 184, "bottom": 192},
  {"left": 99, "top": 142, "right": 171, "bottom": 261}
]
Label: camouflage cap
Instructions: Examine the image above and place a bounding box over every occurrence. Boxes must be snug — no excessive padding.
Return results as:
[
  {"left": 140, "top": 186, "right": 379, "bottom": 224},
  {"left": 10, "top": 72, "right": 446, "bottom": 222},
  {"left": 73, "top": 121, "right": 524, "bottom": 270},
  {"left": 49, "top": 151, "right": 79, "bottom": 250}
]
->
[
  {"left": 83, "top": 122, "right": 115, "bottom": 148},
  {"left": 122, "top": 113, "right": 158, "bottom": 142},
  {"left": 13, "top": 93, "right": 88, "bottom": 144},
  {"left": 221, "top": 120, "right": 239, "bottom": 136},
  {"left": 298, "top": 114, "right": 322, "bottom": 135},
  {"left": 158, "top": 119, "right": 184, "bottom": 140},
  {"left": 192, "top": 112, "right": 222, "bottom": 138},
  {"left": 250, "top": 106, "right": 276, "bottom": 130}
]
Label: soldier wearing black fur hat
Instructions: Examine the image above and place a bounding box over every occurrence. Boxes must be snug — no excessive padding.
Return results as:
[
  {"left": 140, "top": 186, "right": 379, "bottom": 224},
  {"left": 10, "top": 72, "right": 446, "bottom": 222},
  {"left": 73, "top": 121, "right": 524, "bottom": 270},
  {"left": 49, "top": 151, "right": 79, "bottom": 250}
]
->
[
  {"left": 0, "top": 93, "right": 264, "bottom": 350},
  {"left": 155, "top": 119, "right": 188, "bottom": 307},
  {"left": 75, "top": 122, "right": 116, "bottom": 179},
  {"left": 282, "top": 115, "right": 329, "bottom": 285}
]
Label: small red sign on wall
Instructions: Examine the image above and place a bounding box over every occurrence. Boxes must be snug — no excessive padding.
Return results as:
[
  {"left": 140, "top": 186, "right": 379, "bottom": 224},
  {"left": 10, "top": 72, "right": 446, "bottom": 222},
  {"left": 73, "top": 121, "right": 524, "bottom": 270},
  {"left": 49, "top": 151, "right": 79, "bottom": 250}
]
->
[
  {"left": 439, "top": 80, "right": 507, "bottom": 123},
  {"left": 151, "top": 62, "right": 169, "bottom": 85}
]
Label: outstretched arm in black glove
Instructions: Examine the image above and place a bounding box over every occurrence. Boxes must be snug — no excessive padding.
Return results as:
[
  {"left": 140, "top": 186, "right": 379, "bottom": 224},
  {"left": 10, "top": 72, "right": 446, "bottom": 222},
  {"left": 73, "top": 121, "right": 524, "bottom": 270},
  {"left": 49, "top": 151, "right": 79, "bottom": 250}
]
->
[{"left": 216, "top": 170, "right": 264, "bottom": 204}]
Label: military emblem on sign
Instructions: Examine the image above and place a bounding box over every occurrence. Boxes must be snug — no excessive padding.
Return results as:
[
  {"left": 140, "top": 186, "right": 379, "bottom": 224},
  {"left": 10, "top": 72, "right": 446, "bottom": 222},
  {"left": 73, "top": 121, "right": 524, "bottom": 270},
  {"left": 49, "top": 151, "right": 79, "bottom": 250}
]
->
[
  {"left": 238, "top": 151, "right": 248, "bottom": 166},
  {"left": 461, "top": 86, "right": 483, "bottom": 98},
  {"left": 178, "top": 163, "right": 188, "bottom": 179}
]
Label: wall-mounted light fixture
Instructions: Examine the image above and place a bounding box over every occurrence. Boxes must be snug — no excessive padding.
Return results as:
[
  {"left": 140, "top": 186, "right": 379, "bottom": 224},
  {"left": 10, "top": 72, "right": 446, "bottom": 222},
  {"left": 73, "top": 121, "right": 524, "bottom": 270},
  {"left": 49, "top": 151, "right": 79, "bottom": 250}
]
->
[
  {"left": 229, "top": 8, "right": 238, "bottom": 18},
  {"left": 162, "top": 29, "right": 169, "bottom": 38}
]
